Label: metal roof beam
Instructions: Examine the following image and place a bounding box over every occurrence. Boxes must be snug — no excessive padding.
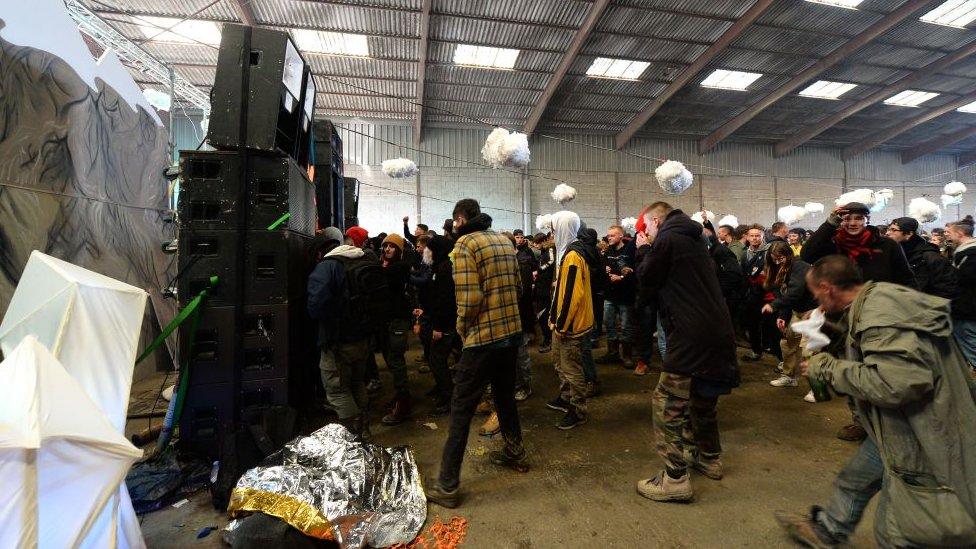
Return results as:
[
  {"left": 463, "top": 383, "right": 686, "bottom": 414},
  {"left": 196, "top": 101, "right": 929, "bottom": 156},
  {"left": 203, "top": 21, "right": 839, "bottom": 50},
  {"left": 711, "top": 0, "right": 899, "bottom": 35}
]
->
[
  {"left": 843, "top": 90, "right": 976, "bottom": 160},
  {"left": 613, "top": 0, "right": 774, "bottom": 150},
  {"left": 414, "top": 0, "right": 431, "bottom": 147},
  {"left": 523, "top": 0, "right": 610, "bottom": 135},
  {"left": 231, "top": 0, "right": 256, "bottom": 26},
  {"left": 902, "top": 125, "right": 976, "bottom": 163},
  {"left": 775, "top": 37, "right": 976, "bottom": 157},
  {"left": 699, "top": 0, "right": 943, "bottom": 155}
]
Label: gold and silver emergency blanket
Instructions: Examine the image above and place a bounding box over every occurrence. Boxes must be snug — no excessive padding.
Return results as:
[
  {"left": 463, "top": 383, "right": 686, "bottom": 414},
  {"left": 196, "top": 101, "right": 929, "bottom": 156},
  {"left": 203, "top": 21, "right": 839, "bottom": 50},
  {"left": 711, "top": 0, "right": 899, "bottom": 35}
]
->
[{"left": 227, "top": 424, "right": 426, "bottom": 548}]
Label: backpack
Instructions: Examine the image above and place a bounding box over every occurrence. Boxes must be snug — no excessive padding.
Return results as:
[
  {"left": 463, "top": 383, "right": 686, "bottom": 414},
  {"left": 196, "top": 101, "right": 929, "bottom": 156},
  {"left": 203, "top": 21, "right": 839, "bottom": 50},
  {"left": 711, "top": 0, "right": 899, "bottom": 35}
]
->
[{"left": 331, "top": 255, "right": 392, "bottom": 334}]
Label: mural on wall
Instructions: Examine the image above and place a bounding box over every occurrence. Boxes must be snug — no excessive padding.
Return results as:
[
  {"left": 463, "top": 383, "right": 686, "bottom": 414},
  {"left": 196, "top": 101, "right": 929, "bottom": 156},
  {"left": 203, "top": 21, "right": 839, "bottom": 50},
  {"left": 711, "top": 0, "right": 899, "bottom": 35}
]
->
[{"left": 0, "top": 10, "right": 176, "bottom": 369}]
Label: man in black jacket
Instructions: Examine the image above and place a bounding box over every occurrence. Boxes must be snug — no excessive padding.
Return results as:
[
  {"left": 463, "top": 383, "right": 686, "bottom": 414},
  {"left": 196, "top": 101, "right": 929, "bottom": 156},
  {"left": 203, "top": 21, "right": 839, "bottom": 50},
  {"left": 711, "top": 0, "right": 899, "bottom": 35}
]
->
[
  {"left": 417, "top": 235, "right": 457, "bottom": 415},
  {"left": 703, "top": 219, "right": 744, "bottom": 321},
  {"left": 402, "top": 216, "right": 428, "bottom": 246},
  {"left": 947, "top": 219, "right": 976, "bottom": 369},
  {"left": 634, "top": 202, "right": 739, "bottom": 503},
  {"left": 741, "top": 224, "right": 770, "bottom": 361},
  {"left": 887, "top": 217, "right": 958, "bottom": 301},
  {"left": 378, "top": 233, "right": 415, "bottom": 426},
  {"left": 597, "top": 225, "right": 637, "bottom": 367},
  {"left": 513, "top": 229, "right": 539, "bottom": 340}
]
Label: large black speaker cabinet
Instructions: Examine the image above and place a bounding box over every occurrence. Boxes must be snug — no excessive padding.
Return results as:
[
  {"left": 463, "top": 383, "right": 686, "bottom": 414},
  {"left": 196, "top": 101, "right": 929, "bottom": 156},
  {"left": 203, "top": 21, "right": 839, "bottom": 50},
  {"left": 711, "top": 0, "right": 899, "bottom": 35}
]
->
[
  {"left": 206, "top": 24, "right": 315, "bottom": 168},
  {"left": 343, "top": 177, "right": 359, "bottom": 228}
]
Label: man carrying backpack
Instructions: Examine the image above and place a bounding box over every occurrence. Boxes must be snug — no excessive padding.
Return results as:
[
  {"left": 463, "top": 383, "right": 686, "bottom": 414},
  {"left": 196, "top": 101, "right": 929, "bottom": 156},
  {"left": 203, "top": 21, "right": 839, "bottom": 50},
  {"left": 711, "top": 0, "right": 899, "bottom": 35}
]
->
[{"left": 307, "top": 227, "right": 376, "bottom": 437}]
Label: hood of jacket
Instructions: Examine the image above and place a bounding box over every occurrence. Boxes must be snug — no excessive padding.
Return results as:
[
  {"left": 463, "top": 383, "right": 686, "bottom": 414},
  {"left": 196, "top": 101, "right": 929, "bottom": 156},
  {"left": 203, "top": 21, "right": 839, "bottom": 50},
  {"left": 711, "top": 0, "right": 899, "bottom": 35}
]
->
[
  {"left": 455, "top": 213, "right": 493, "bottom": 237},
  {"left": 324, "top": 244, "right": 365, "bottom": 259},
  {"left": 955, "top": 239, "right": 976, "bottom": 256},
  {"left": 569, "top": 224, "right": 600, "bottom": 266},
  {"left": 551, "top": 210, "right": 581, "bottom": 266},
  {"left": 849, "top": 281, "right": 952, "bottom": 339},
  {"left": 427, "top": 234, "right": 453, "bottom": 264},
  {"left": 657, "top": 209, "right": 703, "bottom": 241},
  {"left": 901, "top": 234, "right": 940, "bottom": 259}
]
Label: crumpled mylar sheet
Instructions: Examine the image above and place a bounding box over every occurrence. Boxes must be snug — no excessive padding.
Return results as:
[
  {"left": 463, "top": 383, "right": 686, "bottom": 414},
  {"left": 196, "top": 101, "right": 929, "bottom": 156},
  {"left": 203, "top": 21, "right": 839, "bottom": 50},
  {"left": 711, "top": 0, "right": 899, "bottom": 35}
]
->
[{"left": 227, "top": 424, "right": 427, "bottom": 548}]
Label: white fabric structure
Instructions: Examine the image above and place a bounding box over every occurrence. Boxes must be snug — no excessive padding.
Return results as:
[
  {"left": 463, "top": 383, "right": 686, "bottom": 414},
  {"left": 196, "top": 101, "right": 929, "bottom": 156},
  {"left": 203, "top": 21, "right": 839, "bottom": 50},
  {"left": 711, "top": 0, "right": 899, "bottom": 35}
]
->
[
  {"left": 0, "top": 251, "right": 148, "bottom": 548},
  {"left": 0, "top": 336, "right": 142, "bottom": 548}
]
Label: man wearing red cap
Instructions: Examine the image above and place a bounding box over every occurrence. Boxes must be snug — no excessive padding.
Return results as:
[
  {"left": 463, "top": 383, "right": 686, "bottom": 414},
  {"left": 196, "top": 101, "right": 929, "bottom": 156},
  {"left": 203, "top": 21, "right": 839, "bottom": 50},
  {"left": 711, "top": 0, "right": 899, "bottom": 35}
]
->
[{"left": 345, "top": 226, "right": 369, "bottom": 249}]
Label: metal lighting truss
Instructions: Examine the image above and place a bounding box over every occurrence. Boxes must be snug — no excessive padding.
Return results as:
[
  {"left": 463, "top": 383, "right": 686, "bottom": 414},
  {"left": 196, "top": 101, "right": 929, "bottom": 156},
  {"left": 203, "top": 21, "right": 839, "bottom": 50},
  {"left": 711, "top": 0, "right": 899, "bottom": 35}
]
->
[{"left": 64, "top": 0, "right": 211, "bottom": 114}]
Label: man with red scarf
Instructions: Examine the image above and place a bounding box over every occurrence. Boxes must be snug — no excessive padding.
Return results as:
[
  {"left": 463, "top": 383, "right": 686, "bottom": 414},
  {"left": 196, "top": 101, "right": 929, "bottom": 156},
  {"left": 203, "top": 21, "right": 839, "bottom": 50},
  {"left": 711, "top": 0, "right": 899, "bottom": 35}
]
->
[{"left": 801, "top": 201, "right": 915, "bottom": 442}]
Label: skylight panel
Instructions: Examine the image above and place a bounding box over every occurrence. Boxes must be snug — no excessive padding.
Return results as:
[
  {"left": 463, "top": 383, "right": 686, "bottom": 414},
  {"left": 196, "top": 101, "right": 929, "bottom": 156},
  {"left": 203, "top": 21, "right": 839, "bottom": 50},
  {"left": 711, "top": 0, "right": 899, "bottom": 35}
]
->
[
  {"left": 799, "top": 80, "right": 858, "bottom": 100},
  {"left": 134, "top": 16, "right": 221, "bottom": 46},
  {"left": 804, "top": 0, "right": 865, "bottom": 9},
  {"left": 453, "top": 44, "right": 520, "bottom": 69},
  {"left": 884, "top": 90, "right": 940, "bottom": 107},
  {"left": 586, "top": 57, "right": 650, "bottom": 80},
  {"left": 700, "top": 69, "right": 763, "bottom": 91},
  {"left": 291, "top": 30, "right": 369, "bottom": 57},
  {"left": 957, "top": 100, "right": 976, "bottom": 113},
  {"left": 920, "top": 0, "right": 976, "bottom": 28}
]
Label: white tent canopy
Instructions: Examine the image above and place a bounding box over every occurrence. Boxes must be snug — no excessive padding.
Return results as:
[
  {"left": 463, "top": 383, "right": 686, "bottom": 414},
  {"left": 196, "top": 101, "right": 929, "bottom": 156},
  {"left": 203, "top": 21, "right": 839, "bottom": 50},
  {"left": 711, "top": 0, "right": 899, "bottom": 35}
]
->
[
  {"left": 0, "top": 251, "right": 149, "bottom": 548},
  {"left": 0, "top": 336, "right": 142, "bottom": 548}
]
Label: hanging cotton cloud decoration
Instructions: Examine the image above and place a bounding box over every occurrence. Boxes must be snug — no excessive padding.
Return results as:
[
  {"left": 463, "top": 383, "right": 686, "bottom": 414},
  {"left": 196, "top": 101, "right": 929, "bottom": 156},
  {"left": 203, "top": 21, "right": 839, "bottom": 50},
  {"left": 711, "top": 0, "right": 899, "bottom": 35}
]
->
[
  {"left": 482, "top": 127, "right": 531, "bottom": 169},
  {"left": 382, "top": 157, "right": 419, "bottom": 178},
  {"left": 778, "top": 204, "right": 807, "bottom": 226},
  {"left": 870, "top": 188, "right": 893, "bottom": 213},
  {"left": 942, "top": 194, "right": 963, "bottom": 208},
  {"left": 690, "top": 210, "right": 716, "bottom": 225},
  {"left": 535, "top": 214, "right": 553, "bottom": 233},
  {"left": 909, "top": 197, "right": 941, "bottom": 223},
  {"left": 944, "top": 181, "right": 967, "bottom": 196},
  {"left": 804, "top": 202, "right": 825, "bottom": 214},
  {"left": 551, "top": 183, "right": 577, "bottom": 205},
  {"left": 718, "top": 214, "right": 739, "bottom": 227},
  {"left": 836, "top": 188, "right": 876, "bottom": 207},
  {"left": 620, "top": 217, "right": 638, "bottom": 232},
  {"left": 655, "top": 160, "right": 694, "bottom": 195}
]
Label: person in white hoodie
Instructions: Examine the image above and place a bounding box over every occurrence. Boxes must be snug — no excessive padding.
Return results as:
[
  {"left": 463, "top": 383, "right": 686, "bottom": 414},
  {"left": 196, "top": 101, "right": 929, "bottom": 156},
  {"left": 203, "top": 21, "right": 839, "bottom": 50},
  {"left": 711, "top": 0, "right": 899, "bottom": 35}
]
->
[{"left": 307, "top": 227, "right": 373, "bottom": 436}]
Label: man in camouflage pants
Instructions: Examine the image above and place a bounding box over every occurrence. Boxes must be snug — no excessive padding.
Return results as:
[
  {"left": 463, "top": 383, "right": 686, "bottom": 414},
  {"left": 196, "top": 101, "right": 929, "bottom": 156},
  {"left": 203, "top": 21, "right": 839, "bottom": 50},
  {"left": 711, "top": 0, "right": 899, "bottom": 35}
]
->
[{"left": 652, "top": 374, "right": 722, "bottom": 483}]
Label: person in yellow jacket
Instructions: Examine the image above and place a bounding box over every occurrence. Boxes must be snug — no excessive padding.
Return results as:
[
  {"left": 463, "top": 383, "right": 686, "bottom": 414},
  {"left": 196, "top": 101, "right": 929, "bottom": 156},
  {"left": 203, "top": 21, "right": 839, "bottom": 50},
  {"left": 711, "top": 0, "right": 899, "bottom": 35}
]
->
[{"left": 546, "top": 211, "right": 595, "bottom": 430}]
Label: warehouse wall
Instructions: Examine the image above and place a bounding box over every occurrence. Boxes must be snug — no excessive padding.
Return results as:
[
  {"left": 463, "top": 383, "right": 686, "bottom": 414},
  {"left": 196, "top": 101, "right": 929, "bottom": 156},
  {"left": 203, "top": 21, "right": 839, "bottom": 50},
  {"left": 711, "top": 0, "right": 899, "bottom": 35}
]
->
[{"left": 172, "top": 116, "right": 974, "bottom": 237}]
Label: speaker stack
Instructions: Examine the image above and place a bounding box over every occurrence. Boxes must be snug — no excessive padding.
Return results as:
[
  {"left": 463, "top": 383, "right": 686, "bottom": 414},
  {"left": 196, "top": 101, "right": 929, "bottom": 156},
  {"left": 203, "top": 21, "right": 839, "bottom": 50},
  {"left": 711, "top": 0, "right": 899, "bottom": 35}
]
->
[{"left": 177, "top": 24, "right": 321, "bottom": 458}]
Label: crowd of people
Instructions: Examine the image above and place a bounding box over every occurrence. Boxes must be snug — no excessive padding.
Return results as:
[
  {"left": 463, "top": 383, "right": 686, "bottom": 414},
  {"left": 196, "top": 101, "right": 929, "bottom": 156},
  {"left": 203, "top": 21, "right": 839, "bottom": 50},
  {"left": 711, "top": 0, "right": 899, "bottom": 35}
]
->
[{"left": 305, "top": 197, "right": 976, "bottom": 547}]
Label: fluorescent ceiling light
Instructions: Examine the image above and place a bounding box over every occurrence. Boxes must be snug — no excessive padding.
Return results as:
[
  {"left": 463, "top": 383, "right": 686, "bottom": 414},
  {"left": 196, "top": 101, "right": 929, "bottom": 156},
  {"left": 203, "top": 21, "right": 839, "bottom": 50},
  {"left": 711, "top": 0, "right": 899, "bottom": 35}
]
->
[
  {"left": 453, "top": 44, "right": 520, "bottom": 69},
  {"left": 291, "top": 29, "right": 369, "bottom": 57},
  {"left": 700, "top": 69, "right": 763, "bottom": 91},
  {"left": 804, "top": 0, "right": 865, "bottom": 8},
  {"left": 134, "top": 16, "right": 221, "bottom": 46},
  {"left": 586, "top": 57, "right": 651, "bottom": 80},
  {"left": 884, "top": 90, "right": 940, "bottom": 107},
  {"left": 920, "top": 0, "right": 976, "bottom": 28},
  {"left": 957, "top": 100, "right": 976, "bottom": 113},
  {"left": 798, "top": 80, "right": 858, "bottom": 100}
]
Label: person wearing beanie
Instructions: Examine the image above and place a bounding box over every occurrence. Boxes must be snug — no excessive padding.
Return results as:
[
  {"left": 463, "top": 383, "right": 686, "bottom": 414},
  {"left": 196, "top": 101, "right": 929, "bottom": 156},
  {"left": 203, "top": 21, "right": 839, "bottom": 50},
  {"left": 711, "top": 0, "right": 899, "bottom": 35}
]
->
[
  {"left": 887, "top": 217, "right": 958, "bottom": 300},
  {"left": 801, "top": 201, "right": 916, "bottom": 444},
  {"left": 377, "top": 232, "right": 415, "bottom": 426},
  {"left": 415, "top": 235, "right": 457, "bottom": 415},
  {"left": 345, "top": 226, "right": 369, "bottom": 248}
]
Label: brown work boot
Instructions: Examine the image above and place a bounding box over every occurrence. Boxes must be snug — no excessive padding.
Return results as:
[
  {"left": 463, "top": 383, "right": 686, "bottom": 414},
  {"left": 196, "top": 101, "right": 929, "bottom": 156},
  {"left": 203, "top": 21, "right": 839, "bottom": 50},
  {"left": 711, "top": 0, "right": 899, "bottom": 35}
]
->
[
  {"left": 425, "top": 478, "right": 461, "bottom": 509},
  {"left": 836, "top": 423, "right": 867, "bottom": 442},
  {"left": 774, "top": 511, "right": 837, "bottom": 548},
  {"left": 475, "top": 400, "right": 493, "bottom": 415},
  {"left": 636, "top": 470, "right": 693, "bottom": 502},
  {"left": 381, "top": 395, "right": 412, "bottom": 425},
  {"left": 596, "top": 341, "right": 621, "bottom": 364},
  {"left": 489, "top": 446, "right": 529, "bottom": 473},
  {"left": 479, "top": 412, "right": 500, "bottom": 436}
]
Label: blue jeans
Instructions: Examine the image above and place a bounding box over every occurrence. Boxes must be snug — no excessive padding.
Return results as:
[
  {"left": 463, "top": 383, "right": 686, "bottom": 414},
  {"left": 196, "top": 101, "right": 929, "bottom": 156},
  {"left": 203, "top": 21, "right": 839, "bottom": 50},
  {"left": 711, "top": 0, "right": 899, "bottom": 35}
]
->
[
  {"left": 604, "top": 302, "right": 634, "bottom": 343},
  {"left": 815, "top": 437, "right": 883, "bottom": 543},
  {"left": 638, "top": 304, "right": 667, "bottom": 362},
  {"left": 581, "top": 331, "right": 597, "bottom": 383},
  {"left": 953, "top": 319, "right": 976, "bottom": 369}
]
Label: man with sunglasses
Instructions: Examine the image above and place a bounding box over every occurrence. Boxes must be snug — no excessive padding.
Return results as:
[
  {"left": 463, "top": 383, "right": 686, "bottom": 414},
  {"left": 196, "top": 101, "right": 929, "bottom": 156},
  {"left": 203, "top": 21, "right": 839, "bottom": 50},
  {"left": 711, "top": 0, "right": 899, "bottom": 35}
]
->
[{"left": 801, "top": 201, "right": 915, "bottom": 443}]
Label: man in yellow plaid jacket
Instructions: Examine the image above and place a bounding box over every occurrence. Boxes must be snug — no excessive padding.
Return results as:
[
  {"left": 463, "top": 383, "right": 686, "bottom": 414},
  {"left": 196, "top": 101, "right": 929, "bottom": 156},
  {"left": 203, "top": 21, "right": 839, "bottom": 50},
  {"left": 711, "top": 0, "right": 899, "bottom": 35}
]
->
[{"left": 427, "top": 198, "right": 528, "bottom": 509}]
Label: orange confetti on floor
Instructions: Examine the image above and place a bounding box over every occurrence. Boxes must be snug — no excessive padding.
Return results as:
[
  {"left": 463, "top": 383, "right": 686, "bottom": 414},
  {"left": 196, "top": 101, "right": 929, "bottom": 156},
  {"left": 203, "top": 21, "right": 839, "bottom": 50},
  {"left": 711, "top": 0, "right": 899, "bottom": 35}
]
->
[{"left": 391, "top": 516, "right": 468, "bottom": 549}]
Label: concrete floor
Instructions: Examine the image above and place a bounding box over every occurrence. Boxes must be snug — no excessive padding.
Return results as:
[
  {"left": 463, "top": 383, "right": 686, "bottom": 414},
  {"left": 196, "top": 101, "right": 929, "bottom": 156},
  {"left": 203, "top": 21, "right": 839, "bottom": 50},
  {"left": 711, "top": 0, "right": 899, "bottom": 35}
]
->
[{"left": 131, "top": 340, "right": 877, "bottom": 548}]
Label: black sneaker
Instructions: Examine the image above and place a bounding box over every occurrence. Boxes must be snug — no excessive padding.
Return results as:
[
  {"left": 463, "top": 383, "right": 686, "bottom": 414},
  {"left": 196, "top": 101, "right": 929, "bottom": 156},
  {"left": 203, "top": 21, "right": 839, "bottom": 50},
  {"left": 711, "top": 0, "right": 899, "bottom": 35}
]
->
[
  {"left": 489, "top": 449, "right": 529, "bottom": 473},
  {"left": 556, "top": 410, "right": 586, "bottom": 430},
  {"left": 546, "top": 396, "right": 570, "bottom": 413},
  {"left": 425, "top": 479, "right": 461, "bottom": 509}
]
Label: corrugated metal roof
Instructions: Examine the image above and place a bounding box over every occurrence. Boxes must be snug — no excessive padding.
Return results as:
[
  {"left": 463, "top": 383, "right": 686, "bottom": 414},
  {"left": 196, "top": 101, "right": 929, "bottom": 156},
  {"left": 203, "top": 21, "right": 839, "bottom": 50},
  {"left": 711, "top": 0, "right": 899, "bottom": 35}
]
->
[{"left": 89, "top": 0, "right": 976, "bottom": 156}]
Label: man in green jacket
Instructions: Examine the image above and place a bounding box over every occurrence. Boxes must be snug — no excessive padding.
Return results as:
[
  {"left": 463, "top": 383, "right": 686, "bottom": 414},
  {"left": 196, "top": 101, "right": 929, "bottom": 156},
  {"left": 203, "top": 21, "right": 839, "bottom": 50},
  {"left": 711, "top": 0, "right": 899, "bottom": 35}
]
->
[{"left": 776, "top": 255, "right": 976, "bottom": 548}]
